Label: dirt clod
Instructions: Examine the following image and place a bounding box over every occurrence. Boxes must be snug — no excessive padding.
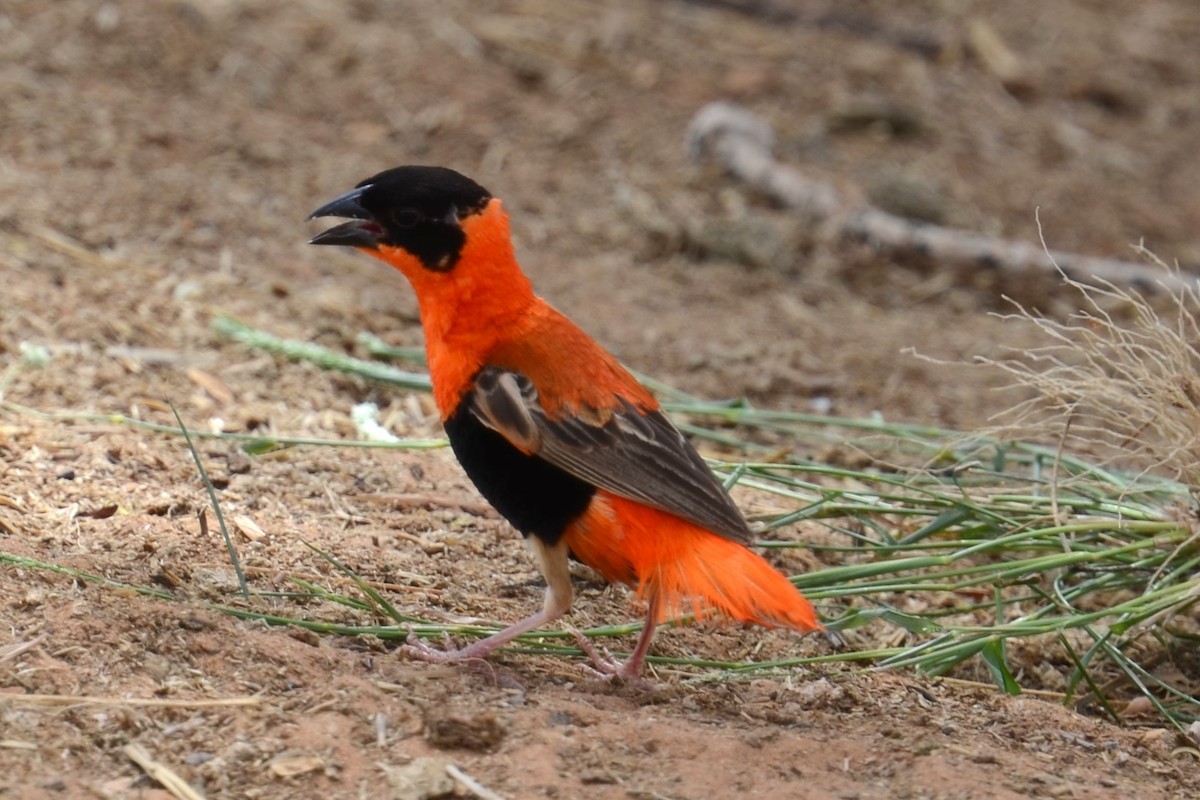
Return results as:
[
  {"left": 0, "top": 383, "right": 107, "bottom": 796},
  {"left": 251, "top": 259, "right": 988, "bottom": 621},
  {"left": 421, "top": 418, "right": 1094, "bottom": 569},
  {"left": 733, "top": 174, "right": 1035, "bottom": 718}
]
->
[{"left": 423, "top": 708, "right": 507, "bottom": 752}]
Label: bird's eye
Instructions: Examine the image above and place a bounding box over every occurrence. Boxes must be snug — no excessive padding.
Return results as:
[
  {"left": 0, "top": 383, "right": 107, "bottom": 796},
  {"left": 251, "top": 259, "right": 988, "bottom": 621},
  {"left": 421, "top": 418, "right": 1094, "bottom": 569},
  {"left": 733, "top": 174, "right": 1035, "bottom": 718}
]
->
[{"left": 392, "top": 208, "right": 421, "bottom": 228}]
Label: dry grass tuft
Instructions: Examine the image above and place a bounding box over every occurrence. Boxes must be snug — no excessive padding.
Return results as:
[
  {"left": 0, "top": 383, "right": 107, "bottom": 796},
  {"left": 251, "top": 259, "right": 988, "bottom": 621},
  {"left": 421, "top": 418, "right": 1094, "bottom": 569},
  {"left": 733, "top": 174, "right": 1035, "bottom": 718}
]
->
[{"left": 982, "top": 244, "right": 1200, "bottom": 496}]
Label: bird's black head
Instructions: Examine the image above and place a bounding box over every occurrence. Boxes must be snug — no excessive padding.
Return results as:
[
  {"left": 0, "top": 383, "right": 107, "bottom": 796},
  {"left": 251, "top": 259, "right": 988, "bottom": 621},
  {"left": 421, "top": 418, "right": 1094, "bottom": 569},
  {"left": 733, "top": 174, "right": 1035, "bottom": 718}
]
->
[{"left": 308, "top": 165, "right": 493, "bottom": 272}]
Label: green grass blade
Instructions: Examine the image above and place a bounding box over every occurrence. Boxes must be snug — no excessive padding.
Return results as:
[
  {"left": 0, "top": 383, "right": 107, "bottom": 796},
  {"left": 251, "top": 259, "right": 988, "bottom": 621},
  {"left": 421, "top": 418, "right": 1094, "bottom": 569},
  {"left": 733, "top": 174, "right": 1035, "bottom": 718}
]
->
[{"left": 171, "top": 402, "right": 249, "bottom": 600}]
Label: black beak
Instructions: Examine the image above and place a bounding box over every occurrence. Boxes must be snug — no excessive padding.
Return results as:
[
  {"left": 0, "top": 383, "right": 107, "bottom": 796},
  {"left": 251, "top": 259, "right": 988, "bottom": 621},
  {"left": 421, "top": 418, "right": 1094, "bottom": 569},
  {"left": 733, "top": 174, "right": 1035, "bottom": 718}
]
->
[{"left": 308, "top": 185, "right": 381, "bottom": 248}]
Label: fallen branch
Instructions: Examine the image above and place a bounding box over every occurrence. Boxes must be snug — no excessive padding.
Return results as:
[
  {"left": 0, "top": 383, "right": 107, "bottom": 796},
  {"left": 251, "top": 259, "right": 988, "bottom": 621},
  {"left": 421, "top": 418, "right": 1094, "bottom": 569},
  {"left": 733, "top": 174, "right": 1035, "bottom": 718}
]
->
[{"left": 686, "top": 101, "right": 1191, "bottom": 293}]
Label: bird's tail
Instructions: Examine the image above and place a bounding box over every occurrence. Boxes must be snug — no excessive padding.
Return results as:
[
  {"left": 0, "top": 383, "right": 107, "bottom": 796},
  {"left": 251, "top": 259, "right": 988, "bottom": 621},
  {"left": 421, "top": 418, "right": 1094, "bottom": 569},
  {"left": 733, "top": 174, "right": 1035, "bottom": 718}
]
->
[{"left": 564, "top": 493, "right": 822, "bottom": 632}]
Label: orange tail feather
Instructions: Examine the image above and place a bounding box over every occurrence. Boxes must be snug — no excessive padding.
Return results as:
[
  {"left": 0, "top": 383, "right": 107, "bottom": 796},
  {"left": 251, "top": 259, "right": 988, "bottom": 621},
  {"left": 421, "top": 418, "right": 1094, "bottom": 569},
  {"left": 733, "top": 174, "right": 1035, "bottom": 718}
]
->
[{"left": 563, "top": 493, "right": 821, "bottom": 632}]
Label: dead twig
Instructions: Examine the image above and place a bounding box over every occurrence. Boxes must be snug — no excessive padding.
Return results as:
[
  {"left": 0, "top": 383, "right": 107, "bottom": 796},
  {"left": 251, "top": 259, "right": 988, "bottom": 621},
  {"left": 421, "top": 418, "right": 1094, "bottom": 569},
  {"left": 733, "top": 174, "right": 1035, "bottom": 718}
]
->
[
  {"left": 0, "top": 635, "right": 45, "bottom": 665},
  {"left": 0, "top": 694, "right": 260, "bottom": 708},
  {"left": 123, "top": 743, "right": 205, "bottom": 800},
  {"left": 446, "top": 763, "right": 509, "bottom": 800}
]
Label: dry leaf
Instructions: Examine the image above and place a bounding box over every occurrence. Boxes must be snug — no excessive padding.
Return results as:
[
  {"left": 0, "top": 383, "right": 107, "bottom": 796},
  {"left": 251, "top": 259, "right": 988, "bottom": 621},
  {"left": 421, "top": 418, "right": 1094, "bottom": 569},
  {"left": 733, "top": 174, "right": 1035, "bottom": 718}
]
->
[
  {"left": 233, "top": 514, "right": 267, "bottom": 542},
  {"left": 187, "top": 368, "right": 235, "bottom": 405}
]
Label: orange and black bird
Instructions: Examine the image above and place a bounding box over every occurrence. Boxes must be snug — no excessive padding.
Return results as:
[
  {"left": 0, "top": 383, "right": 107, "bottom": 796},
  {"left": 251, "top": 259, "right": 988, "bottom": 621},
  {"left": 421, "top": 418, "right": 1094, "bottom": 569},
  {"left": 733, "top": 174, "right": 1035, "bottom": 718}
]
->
[{"left": 309, "top": 166, "right": 821, "bottom": 677}]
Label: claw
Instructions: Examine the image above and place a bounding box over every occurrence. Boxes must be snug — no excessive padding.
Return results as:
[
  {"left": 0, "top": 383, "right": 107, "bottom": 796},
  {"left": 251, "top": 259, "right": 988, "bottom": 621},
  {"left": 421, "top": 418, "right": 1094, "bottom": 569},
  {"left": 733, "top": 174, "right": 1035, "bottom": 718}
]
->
[
  {"left": 569, "top": 627, "right": 650, "bottom": 684},
  {"left": 399, "top": 625, "right": 467, "bottom": 663}
]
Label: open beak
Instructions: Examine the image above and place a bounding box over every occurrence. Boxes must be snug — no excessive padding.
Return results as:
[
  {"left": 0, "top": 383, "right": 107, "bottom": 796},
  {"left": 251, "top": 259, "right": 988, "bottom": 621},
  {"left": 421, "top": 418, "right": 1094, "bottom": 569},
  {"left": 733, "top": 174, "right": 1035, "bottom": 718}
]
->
[{"left": 307, "top": 185, "right": 381, "bottom": 248}]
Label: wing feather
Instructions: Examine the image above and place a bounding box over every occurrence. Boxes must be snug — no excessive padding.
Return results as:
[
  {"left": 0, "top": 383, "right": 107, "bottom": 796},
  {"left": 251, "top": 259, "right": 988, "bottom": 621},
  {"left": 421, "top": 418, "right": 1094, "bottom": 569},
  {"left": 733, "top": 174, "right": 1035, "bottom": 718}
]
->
[{"left": 465, "top": 367, "right": 751, "bottom": 543}]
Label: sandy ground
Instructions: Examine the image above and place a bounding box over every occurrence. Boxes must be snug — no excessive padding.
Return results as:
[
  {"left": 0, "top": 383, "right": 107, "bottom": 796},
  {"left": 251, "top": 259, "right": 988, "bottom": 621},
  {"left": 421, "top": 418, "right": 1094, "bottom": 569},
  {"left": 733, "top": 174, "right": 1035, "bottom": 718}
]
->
[{"left": 3, "top": 1, "right": 1200, "bottom": 798}]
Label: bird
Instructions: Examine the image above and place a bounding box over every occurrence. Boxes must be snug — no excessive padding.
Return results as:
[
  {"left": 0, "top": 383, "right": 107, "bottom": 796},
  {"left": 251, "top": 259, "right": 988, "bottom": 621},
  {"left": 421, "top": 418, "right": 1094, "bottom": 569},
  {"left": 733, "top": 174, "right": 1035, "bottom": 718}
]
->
[{"left": 308, "top": 165, "right": 822, "bottom": 678}]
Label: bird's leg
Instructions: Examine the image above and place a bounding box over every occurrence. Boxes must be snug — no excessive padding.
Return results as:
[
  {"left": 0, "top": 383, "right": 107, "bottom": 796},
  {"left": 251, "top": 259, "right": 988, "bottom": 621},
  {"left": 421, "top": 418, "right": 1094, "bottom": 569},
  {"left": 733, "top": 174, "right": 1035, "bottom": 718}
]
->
[
  {"left": 400, "top": 537, "right": 572, "bottom": 665},
  {"left": 571, "top": 595, "right": 660, "bottom": 681}
]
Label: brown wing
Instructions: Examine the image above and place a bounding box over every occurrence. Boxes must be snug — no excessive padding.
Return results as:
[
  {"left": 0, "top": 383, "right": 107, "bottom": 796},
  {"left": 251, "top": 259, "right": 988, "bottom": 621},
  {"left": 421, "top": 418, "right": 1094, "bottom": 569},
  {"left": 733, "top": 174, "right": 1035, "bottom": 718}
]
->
[{"left": 464, "top": 366, "right": 751, "bottom": 543}]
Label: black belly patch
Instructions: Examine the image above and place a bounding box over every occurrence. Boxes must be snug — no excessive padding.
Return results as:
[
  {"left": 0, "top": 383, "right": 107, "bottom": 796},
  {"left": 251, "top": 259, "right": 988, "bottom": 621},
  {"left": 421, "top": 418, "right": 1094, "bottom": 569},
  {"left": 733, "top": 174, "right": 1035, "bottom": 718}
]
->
[{"left": 443, "top": 405, "right": 595, "bottom": 545}]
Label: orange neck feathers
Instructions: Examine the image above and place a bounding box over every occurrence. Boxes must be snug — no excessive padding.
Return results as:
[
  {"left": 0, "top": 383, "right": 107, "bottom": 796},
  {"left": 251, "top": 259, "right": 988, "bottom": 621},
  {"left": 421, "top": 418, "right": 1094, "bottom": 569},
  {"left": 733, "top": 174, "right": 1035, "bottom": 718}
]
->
[
  {"left": 363, "top": 199, "right": 536, "bottom": 415},
  {"left": 363, "top": 197, "right": 659, "bottom": 420}
]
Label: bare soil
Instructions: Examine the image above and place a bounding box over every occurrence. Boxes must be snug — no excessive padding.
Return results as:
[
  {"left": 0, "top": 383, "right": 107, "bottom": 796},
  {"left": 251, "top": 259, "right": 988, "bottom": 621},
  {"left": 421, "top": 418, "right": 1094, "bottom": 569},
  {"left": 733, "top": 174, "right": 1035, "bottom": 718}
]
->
[{"left": 3, "top": 1, "right": 1200, "bottom": 798}]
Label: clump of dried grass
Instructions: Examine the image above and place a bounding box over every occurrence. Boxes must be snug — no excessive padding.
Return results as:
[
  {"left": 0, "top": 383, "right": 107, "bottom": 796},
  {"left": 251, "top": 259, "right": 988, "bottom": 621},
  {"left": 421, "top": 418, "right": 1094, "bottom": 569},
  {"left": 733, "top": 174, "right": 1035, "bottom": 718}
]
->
[{"left": 982, "top": 244, "right": 1200, "bottom": 496}]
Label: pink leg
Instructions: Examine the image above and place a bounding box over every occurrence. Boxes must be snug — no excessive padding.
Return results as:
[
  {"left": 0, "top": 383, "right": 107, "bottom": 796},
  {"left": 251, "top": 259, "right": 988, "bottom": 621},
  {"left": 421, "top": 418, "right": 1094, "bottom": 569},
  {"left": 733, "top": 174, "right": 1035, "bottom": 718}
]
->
[
  {"left": 401, "top": 538, "right": 573, "bottom": 665},
  {"left": 571, "top": 595, "right": 660, "bottom": 681}
]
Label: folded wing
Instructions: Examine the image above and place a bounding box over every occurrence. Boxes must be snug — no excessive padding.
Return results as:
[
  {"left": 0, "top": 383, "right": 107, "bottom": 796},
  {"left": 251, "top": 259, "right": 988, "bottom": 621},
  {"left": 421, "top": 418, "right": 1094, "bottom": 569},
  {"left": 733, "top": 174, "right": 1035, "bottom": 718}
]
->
[{"left": 464, "top": 366, "right": 752, "bottom": 544}]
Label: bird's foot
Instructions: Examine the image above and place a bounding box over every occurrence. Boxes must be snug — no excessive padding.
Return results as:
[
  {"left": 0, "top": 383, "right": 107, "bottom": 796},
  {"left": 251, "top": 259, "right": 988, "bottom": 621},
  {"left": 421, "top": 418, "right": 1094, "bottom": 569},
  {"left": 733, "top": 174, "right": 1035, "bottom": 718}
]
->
[
  {"left": 399, "top": 626, "right": 492, "bottom": 666},
  {"left": 569, "top": 627, "right": 649, "bottom": 685}
]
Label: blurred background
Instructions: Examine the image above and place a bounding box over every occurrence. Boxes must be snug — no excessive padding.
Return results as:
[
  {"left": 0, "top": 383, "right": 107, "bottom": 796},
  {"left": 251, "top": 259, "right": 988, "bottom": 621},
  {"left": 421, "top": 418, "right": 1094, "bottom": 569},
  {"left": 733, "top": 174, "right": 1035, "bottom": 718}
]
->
[{"left": 5, "top": 0, "right": 1198, "bottom": 429}]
